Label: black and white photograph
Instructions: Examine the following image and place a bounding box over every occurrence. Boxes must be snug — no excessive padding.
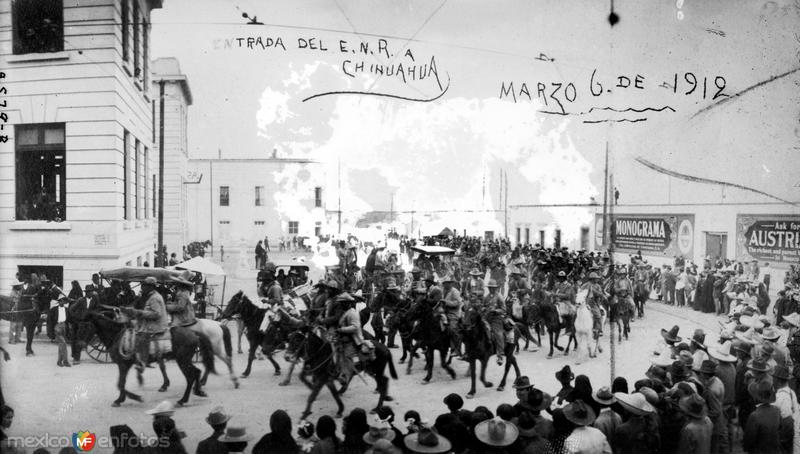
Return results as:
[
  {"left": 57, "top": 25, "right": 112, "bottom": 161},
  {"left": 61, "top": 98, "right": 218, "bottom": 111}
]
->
[{"left": 1, "top": 0, "right": 799, "bottom": 452}]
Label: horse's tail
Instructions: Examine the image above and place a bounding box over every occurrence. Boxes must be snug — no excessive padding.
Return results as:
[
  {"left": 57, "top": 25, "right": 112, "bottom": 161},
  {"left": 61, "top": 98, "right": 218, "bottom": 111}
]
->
[
  {"left": 197, "top": 332, "right": 217, "bottom": 375},
  {"left": 386, "top": 348, "right": 398, "bottom": 380},
  {"left": 221, "top": 323, "right": 233, "bottom": 358}
]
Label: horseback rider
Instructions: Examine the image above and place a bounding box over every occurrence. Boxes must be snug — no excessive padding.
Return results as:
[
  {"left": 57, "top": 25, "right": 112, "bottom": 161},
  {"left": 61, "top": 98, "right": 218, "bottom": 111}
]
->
[
  {"left": 372, "top": 277, "right": 402, "bottom": 346},
  {"left": 483, "top": 279, "right": 506, "bottom": 365},
  {"left": 580, "top": 272, "right": 606, "bottom": 338},
  {"left": 613, "top": 266, "right": 636, "bottom": 319},
  {"left": 465, "top": 268, "right": 485, "bottom": 299},
  {"left": 554, "top": 271, "right": 577, "bottom": 335},
  {"left": 334, "top": 293, "right": 366, "bottom": 383},
  {"left": 165, "top": 271, "right": 199, "bottom": 332},
  {"left": 441, "top": 276, "right": 464, "bottom": 357},
  {"left": 120, "top": 277, "right": 169, "bottom": 373}
]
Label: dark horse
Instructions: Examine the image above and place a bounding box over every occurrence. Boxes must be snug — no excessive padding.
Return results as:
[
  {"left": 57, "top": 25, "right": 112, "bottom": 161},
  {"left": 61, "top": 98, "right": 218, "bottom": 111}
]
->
[
  {"left": 84, "top": 308, "right": 216, "bottom": 407},
  {"left": 219, "top": 291, "right": 299, "bottom": 384},
  {"left": 387, "top": 302, "right": 421, "bottom": 366},
  {"left": 460, "top": 308, "right": 494, "bottom": 399},
  {"left": 606, "top": 295, "right": 633, "bottom": 341},
  {"left": 405, "top": 301, "right": 456, "bottom": 383},
  {"left": 538, "top": 294, "right": 575, "bottom": 358},
  {"left": 0, "top": 293, "right": 44, "bottom": 356},
  {"left": 633, "top": 281, "right": 648, "bottom": 319},
  {"left": 286, "top": 327, "right": 398, "bottom": 420}
]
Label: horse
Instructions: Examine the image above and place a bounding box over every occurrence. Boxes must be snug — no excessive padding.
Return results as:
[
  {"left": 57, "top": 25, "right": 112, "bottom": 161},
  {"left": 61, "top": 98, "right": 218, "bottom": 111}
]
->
[
  {"left": 633, "top": 280, "right": 648, "bottom": 318},
  {"left": 513, "top": 301, "right": 541, "bottom": 352},
  {"left": 538, "top": 294, "right": 573, "bottom": 358},
  {"left": 570, "top": 289, "right": 599, "bottom": 365},
  {"left": 219, "top": 291, "right": 299, "bottom": 385},
  {"left": 389, "top": 302, "right": 422, "bottom": 366},
  {"left": 460, "top": 308, "right": 495, "bottom": 399},
  {"left": 606, "top": 294, "right": 633, "bottom": 341},
  {"left": 84, "top": 307, "right": 216, "bottom": 407},
  {"left": 191, "top": 319, "right": 239, "bottom": 389},
  {"left": 0, "top": 293, "right": 43, "bottom": 356},
  {"left": 404, "top": 300, "right": 456, "bottom": 383},
  {"left": 285, "top": 327, "right": 398, "bottom": 420}
]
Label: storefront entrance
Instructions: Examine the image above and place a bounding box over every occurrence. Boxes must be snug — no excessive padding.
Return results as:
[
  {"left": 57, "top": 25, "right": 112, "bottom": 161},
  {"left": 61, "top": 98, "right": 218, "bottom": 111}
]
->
[{"left": 705, "top": 233, "right": 727, "bottom": 261}]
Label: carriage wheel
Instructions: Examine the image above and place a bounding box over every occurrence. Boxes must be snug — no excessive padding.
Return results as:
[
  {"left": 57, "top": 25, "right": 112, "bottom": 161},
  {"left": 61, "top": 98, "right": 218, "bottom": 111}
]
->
[{"left": 86, "top": 334, "right": 112, "bottom": 363}]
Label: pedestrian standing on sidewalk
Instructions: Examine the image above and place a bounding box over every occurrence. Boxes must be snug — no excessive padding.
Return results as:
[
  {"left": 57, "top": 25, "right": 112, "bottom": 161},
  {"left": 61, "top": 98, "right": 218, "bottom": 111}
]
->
[
  {"left": 55, "top": 297, "right": 70, "bottom": 367},
  {"left": 255, "top": 241, "right": 266, "bottom": 269}
]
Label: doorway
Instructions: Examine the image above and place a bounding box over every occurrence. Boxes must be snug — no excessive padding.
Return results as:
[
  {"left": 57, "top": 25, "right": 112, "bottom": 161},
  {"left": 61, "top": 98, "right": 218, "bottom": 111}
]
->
[{"left": 705, "top": 233, "right": 727, "bottom": 262}]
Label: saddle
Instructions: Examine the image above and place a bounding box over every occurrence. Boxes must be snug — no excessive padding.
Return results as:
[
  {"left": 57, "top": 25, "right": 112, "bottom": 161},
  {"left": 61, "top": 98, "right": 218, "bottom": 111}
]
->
[
  {"left": 119, "top": 328, "right": 172, "bottom": 359},
  {"left": 359, "top": 339, "right": 376, "bottom": 362}
]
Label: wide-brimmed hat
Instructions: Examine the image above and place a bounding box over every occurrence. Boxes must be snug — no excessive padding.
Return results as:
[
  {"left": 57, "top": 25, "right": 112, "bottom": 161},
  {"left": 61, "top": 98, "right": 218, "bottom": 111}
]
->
[
  {"left": 557, "top": 270, "right": 567, "bottom": 278},
  {"left": 661, "top": 325, "right": 682, "bottom": 343},
  {"left": 475, "top": 417, "right": 518, "bottom": 447},
  {"left": 772, "top": 364, "right": 792, "bottom": 381},
  {"left": 588, "top": 272, "right": 601, "bottom": 280},
  {"left": 739, "top": 315, "right": 765, "bottom": 330},
  {"left": 145, "top": 400, "right": 175, "bottom": 416},
  {"left": 746, "top": 358, "right": 772, "bottom": 373},
  {"left": 486, "top": 279, "right": 499, "bottom": 288},
  {"left": 735, "top": 328, "right": 762, "bottom": 345},
  {"left": 142, "top": 276, "right": 158, "bottom": 286},
  {"left": 384, "top": 278, "right": 400, "bottom": 291},
  {"left": 83, "top": 284, "right": 95, "bottom": 293},
  {"left": 205, "top": 406, "right": 231, "bottom": 426},
  {"left": 527, "top": 389, "right": 553, "bottom": 412},
  {"left": 366, "top": 438, "right": 402, "bottom": 454},
  {"left": 650, "top": 350, "right": 674, "bottom": 367},
  {"left": 639, "top": 387, "right": 660, "bottom": 406},
  {"left": 441, "top": 274, "right": 457, "bottom": 283},
  {"left": 404, "top": 426, "right": 452, "bottom": 453},
  {"left": 563, "top": 400, "right": 597, "bottom": 426},
  {"left": 679, "top": 393, "right": 707, "bottom": 419},
  {"left": 555, "top": 366, "right": 574, "bottom": 382},
  {"left": 363, "top": 417, "right": 396, "bottom": 445},
  {"left": 646, "top": 365, "right": 668, "bottom": 383},
  {"left": 219, "top": 425, "right": 252, "bottom": 443},
  {"left": 615, "top": 392, "right": 655, "bottom": 416},
  {"left": 670, "top": 361, "right": 691, "bottom": 382},
  {"left": 709, "top": 341, "right": 737, "bottom": 363},
  {"left": 784, "top": 313, "right": 800, "bottom": 327},
  {"left": 325, "top": 279, "right": 340, "bottom": 290},
  {"left": 593, "top": 386, "right": 616, "bottom": 406},
  {"left": 732, "top": 339, "right": 752, "bottom": 356},
  {"left": 761, "top": 327, "right": 781, "bottom": 341},
  {"left": 694, "top": 359, "right": 717, "bottom": 375},
  {"left": 513, "top": 376, "right": 533, "bottom": 390},
  {"left": 749, "top": 380, "right": 777, "bottom": 404},
  {"left": 335, "top": 293, "right": 356, "bottom": 304},
  {"left": 170, "top": 270, "right": 195, "bottom": 286},
  {"left": 690, "top": 329, "right": 706, "bottom": 350},
  {"left": 469, "top": 268, "right": 482, "bottom": 276}
]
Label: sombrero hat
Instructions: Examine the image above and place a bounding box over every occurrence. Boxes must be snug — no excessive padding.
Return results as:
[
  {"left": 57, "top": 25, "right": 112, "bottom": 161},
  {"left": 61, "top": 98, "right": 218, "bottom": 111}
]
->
[
  {"left": 708, "top": 341, "right": 737, "bottom": 363},
  {"left": 563, "top": 400, "right": 597, "bottom": 426},
  {"left": 784, "top": 313, "right": 800, "bottom": 328},
  {"left": 474, "top": 417, "right": 518, "bottom": 447},
  {"left": 403, "top": 426, "right": 452, "bottom": 453},
  {"left": 661, "top": 325, "right": 682, "bottom": 343},
  {"left": 614, "top": 392, "right": 655, "bottom": 416}
]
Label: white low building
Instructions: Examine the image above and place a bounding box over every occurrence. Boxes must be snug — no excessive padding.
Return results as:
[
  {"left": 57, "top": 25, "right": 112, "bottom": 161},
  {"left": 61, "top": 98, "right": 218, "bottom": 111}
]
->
[{"left": 185, "top": 155, "right": 327, "bottom": 256}]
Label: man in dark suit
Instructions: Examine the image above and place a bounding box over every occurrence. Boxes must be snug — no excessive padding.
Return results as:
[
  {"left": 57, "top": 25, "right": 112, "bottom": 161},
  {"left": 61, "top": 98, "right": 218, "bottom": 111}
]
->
[
  {"left": 68, "top": 285, "right": 99, "bottom": 365},
  {"left": 742, "top": 381, "right": 781, "bottom": 454},
  {"left": 196, "top": 406, "right": 230, "bottom": 454}
]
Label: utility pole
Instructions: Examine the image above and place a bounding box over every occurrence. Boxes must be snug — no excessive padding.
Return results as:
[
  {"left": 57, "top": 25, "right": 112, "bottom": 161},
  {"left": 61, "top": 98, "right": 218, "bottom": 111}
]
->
[
  {"left": 337, "top": 156, "right": 342, "bottom": 235},
  {"left": 157, "top": 80, "right": 165, "bottom": 267},
  {"left": 504, "top": 169, "right": 509, "bottom": 239},
  {"left": 390, "top": 191, "right": 395, "bottom": 224}
]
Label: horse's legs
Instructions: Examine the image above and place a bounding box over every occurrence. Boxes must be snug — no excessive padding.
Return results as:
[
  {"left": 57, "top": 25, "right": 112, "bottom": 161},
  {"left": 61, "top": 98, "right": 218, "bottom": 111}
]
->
[
  {"left": 266, "top": 353, "right": 282, "bottom": 376},
  {"left": 466, "top": 359, "right": 477, "bottom": 398},
  {"left": 241, "top": 341, "right": 257, "bottom": 378},
  {"left": 422, "top": 346, "right": 434, "bottom": 383},
  {"left": 325, "top": 380, "right": 345, "bottom": 419},
  {"left": 406, "top": 343, "right": 416, "bottom": 375},
  {"left": 279, "top": 357, "right": 298, "bottom": 386},
  {"left": 441, "top": 347, "right": 456, "bottom": 379},
  {"left": 300, "top": 379, "right": 325, "bottom": 420},
  {"left": 547, "top": 331, "right": 555, "bottom": 358},
  {"left": 157, "top": 358, "right": 170, "bottom": 392},
  {"left": 480, "top": 357, "right": 493, "bottom": 388},
  {"left": 236, "top": 319, "right": 244, "bottom": 354}
]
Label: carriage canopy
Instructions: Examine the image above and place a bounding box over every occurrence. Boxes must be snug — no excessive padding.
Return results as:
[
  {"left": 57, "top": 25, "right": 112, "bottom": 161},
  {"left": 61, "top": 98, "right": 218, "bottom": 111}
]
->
[{"left": 99, "top": 266, "right": 186, "bottom": 283}]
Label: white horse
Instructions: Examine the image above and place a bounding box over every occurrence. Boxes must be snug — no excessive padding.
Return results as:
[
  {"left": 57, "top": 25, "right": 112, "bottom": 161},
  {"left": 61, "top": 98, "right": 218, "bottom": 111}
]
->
[
  {"left": 572, "top": 289, "right": 605, "bottom": 365},
  {"left": 193, "top": 318, "right": 240, "bottom": 389}
]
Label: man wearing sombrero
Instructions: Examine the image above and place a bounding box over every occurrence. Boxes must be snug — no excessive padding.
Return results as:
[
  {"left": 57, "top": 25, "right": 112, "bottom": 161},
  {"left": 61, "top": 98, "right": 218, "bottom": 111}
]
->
[
  {"left": 554, "top": 271, "right": 576, "bottom": 336},
  {"left": 465, "top": 267, "right": 485, "bottom": 299},
  {"left": 483, "top": 279, "right": 506, "bottom": 365},
  {"left": 580, "top": 272, "right": 606, "bottom": 337},
  {"left": 562, "top": 400, "right": 610, "bottom": 453},
  {"left": 121, "top": 276, "right": 169, "bottom": 373},
  {"left": 165, "top": 270, "right": 198, "bottom": 330}
]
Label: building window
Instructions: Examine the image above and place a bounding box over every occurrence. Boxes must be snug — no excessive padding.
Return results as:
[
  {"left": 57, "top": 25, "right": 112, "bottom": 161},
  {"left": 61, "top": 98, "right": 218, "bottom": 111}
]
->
[
  {"left": 314, "top": 187, "right": 322, "bottom": 208},
  {"left": 315, "top": 222, "right": 322, "bottom": 237},
  {"left": 516, "top": 227, "right": 521, "bottom": 244},
  {"left": 539, "top": 230, "right": 545, "bottom": 247},
  {"left": 15, "top": 124, "right": 66, "bottom": 221},
  {"left": 254, "top": 221, "right": 265, "bottom": 226},
  {"left": 219, "top": 186, "right": 229, "bottom": 206},
  {"left": 288, "top": 221, "right": 299, "bottom": 235},
  {"left": 134, "top": 139, "right": 140, "bottom": 219},
  {"left": 554, "top": 229, "right": 562, "bottom": 249},
  {"left": 142, "top": 17, "right": 149, "bottom": 88},
  {"left": 255, "top": 186, "right": 264, "bottom": 206},
  {"left": 152, "top": 174, "right": 157, "bottom": 218},
  {"left": 580, "top": 227, "right": 590, "bottom": 250},
  {"left": 18, "top": 265, "right": 63, "bottom": 289},
  {"left": 144, "top": 147, "right": 149, "bottom": 218},
  {"left": 132, "top": 0, "right": 140, "bottom": 79},
  {"left": 219, "top": 220, "right": 230, "bottom": 225},
  {"left": 525, "top": 228, "right": 530, "bottom": 245},
  {"left": 121, "top": 0, "right": 129, "bottom": 61},
  {"left": 12, "top": 0, "right": 63, "bottom": 55}
]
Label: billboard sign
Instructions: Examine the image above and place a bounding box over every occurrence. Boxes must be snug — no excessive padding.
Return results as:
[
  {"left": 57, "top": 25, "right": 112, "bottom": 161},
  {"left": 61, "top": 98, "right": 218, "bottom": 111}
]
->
[
  {"left": 736, "top": 214, "right": 800, "bottom": 265},
  {"left": 595, "top": 213, "right": 695, "bottom": 258}
]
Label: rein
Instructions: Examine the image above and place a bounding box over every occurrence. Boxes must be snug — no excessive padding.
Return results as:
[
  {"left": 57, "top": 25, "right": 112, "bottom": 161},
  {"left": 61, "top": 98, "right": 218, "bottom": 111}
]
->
[{"left": 294, "top": 332, "right": 336, "bottom": 374}]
